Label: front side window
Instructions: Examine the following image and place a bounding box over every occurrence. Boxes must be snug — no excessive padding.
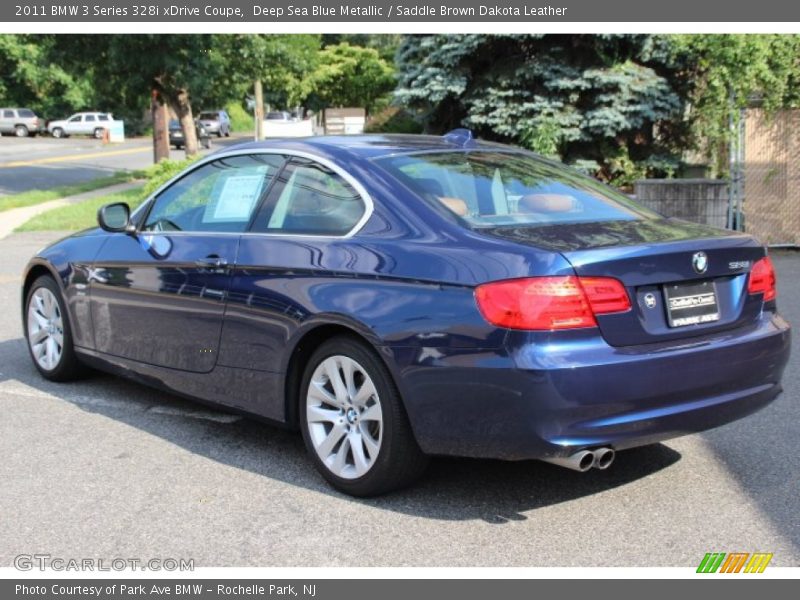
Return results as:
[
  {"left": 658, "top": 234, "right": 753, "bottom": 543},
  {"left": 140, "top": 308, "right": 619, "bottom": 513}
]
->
[
  {"left": 68, "top": 115, "right": 82, "bottom": 122},
  {"left": 376, "top": 151, "right": 658, "bottom": 228},
  {"left": 143, "top": 155, "right": 284, "bottom": 233},
  {"left": 258, "top": 159, "right": 365, "bottom": 236}
]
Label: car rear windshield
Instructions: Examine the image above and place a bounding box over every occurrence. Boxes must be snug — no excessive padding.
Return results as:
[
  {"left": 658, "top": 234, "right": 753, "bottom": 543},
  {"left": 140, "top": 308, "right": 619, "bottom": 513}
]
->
[
  {"left": 375, "top": 151, "right": 659, "bottom": 227},
  {"left": 198, "top": 112, "right": 218, "bottom": 120}
]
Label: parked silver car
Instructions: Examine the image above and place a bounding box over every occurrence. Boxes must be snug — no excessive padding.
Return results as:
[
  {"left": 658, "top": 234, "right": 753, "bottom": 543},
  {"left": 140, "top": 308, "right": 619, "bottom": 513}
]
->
[
  {"left": 197, "top": 110, "right": 231, "bottom": 137},
  {"left": 48, "top": 112, "right": 113, "bottom": 139},
  {"left": 0, "top": 108, "right": 44, "bottom": 137}
]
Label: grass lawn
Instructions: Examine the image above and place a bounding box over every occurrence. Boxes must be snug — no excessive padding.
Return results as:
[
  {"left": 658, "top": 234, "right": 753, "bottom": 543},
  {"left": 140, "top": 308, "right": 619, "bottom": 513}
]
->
[
  {"left": 16, "top": 186, "right": 146, "bottom": 232},
  {"left": 0, "top": 171, "right": 142, "bottom": 213}
]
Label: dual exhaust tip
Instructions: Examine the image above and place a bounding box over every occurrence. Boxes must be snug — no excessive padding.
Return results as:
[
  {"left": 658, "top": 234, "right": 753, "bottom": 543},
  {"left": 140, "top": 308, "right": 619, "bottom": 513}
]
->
[{"left": 542, "top": 447, "right": 615, "bottom": 472}]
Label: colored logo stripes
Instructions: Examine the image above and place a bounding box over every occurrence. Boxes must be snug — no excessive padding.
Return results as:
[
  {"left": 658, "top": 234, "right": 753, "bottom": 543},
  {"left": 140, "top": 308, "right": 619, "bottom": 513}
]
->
[{"left": 697, "top": 552, "right": 773, "bottom": 573}]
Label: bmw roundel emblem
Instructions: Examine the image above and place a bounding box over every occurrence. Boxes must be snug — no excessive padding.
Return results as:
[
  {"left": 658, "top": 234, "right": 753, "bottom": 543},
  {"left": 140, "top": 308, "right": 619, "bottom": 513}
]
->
[{"left": 692, "top": 251, "right": 708, "bottom": 274}]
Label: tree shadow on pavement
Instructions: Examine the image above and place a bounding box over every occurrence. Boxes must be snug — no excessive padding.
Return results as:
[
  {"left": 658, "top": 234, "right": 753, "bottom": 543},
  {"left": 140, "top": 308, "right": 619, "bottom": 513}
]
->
[{"left": 0, "top": 336, "right": 680, "bottom": 524}]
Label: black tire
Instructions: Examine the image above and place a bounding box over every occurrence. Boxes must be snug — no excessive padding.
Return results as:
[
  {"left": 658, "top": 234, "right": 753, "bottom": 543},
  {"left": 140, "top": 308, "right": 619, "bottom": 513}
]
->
[
  {"left": 216, "top": 130, "right": 223, "bottom": 138},
  {"left": 15, "top": 125, "right": 29, "bottom": 137},
  {"left": 299, "top": 335, "right": 428, "bottom": 496},
  {"left": 93, "top": 128, "right": 104, "bottom": 139},
  {"left": 52, "top": 128, "right": 64, "bottom": 139},
  {"left": 24, "top": 275, "right": 88, "bottom": 382}
]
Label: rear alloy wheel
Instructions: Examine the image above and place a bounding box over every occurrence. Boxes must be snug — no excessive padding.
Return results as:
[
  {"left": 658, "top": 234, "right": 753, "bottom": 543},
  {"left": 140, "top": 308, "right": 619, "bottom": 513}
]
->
[
  {"left": 93, "top": 128, "right": 104, "bottom": 139},
  {"left": 25, "top": 276, "right": 86, "bottom": 381},
  {"left": 15, "top": 125, "right": 29, "bottom": 137},
  {"left": 51, "top": 128, "right": 64, "bottom": 139},
  {"left": 300, "top": 337, "right": 427, "bottom": 496}
]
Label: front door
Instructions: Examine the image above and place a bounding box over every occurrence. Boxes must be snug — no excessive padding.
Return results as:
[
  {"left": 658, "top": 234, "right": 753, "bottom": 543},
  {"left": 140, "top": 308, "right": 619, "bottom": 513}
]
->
[
  {"left": 90, "top": 153, "right": 285, "bottom": 372},
  {"left": 64, "top": 115, "right": 83, "bottom": 135}
]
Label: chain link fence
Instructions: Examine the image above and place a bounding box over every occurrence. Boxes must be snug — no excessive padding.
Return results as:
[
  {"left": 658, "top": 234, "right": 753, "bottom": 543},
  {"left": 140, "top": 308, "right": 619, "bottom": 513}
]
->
[{"left": 743, "top": 109, "right": 800, "bottom": 246}]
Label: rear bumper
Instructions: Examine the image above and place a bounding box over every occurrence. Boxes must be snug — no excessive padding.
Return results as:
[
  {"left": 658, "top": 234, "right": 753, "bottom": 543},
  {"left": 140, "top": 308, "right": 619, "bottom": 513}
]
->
[{"left": 391, "top": 312, "right": 791, "bottom": 460}]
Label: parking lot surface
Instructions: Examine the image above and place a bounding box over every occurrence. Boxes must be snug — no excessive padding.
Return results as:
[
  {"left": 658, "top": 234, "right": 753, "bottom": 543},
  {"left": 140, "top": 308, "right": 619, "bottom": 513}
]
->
[{"left": 0, "top": 232, "right": 797, "bottom": 567}]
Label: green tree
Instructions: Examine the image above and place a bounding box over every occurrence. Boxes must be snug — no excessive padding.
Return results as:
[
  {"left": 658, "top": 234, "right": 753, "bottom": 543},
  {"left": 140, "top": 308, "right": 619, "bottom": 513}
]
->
[
  {"left": 0, "top": 35, "right": 93, "bottom": 118},
  {"left": 54, "top": 34, "right": 228, "bottom": 155},
  {"left": 670, "top": 34, "right": 800, "bottom": 175},
  {"left": 309, "top": 43, "right": 395, "bottom": 115},
  {"left": 395, "top": 34, "right": 686, "bottom": 184},
  {"left": 214, "top": 34, "right": 321, "bottom": 110}
]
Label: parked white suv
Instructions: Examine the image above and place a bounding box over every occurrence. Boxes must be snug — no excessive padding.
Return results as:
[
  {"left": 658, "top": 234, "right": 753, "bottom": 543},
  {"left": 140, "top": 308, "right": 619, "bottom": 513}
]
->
[
  {"left": 0, "top": 108, "right": 45, "bottom": 137},
  {"left": 48, "top": 112, "right": 113, "bottom": 139}
]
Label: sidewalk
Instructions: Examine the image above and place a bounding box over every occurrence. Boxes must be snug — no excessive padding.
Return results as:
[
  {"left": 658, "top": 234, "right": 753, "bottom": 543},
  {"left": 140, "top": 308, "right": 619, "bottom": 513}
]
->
[{"left": 0, "top": 180, "right": 142, "bottom": 240}]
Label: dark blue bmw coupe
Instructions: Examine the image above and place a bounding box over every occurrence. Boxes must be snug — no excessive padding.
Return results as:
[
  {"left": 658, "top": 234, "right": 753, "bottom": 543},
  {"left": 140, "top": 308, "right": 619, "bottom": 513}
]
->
[{"left": 21, "top": 130, "right": 791, "bottom": 495}]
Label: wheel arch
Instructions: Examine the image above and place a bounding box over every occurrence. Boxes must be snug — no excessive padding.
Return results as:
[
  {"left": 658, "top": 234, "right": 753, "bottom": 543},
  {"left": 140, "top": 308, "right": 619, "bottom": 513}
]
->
[
  {"left": 21, "top": 262, "right": 64, "bottom": 327},
  {"left": 281, "top": 319, "right": 399, "bottom": 431}
]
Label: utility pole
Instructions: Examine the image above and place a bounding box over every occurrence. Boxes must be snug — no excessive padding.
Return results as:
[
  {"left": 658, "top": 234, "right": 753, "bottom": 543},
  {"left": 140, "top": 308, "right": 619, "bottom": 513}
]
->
[
  {"left": 254, "top": 79, "right": 264, "bottom": 141},
  {"left": 151, "top": 89, "right": 170, "bottom": 163}
]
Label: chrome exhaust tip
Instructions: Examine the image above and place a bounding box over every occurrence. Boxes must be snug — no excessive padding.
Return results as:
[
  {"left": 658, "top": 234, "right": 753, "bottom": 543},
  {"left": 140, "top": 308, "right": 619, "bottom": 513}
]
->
[
  {"left": 593, "top": 447, "right": 615, "bottom": 470},
  {"left": 541, "top": 450, "right": 595, "bottom": 472}
]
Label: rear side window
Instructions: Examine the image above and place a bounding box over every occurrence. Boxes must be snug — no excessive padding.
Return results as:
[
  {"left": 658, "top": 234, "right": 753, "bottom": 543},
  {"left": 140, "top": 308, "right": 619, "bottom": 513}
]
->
[
  {"left": 85, "top": 115, "right": 96, "bottom": 122},
  {"left": 98, "top": 114, "right": 109, "bottom": 121},
  {"left": 256, "top": 159, "right": 365, "bottom": 236},
  {"left": 17, "top": 109, "right": 35, "bottom": 118},
  {"left": 376, "top": 151, "right": 658, "bottom": 227},
  {"left": 143, "top": 155, "right": 284, "bottom": 233},
  {"left": 3, "top": 110, "right": 14, "bottom": 118}
]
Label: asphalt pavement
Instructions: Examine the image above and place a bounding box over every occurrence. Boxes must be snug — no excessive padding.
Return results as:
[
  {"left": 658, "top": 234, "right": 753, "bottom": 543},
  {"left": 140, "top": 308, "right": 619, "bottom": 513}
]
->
[
  {"left": 0, "top": 135, "right": 248, "bottom": 195},
  {"left": 0, "top": 232, "right": 797, "bottom": 567}
]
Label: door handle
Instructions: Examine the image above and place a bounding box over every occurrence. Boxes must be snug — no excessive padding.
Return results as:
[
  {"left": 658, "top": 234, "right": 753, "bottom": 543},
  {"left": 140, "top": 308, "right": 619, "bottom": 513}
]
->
[{"left": 195, "top": 255, "right": 228, "bottom": 268}]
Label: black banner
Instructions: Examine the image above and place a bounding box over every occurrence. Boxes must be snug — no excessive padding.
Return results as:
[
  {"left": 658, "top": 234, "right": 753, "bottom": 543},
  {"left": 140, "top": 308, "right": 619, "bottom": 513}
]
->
[{"left": 5, "top": 0, "right": 800, "bottom": 22}]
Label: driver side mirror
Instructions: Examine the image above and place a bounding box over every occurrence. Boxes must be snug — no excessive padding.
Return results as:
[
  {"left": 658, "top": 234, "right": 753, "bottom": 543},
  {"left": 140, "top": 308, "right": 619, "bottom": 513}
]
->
[{"left": 98, "top": 202, "right": 134, "bottom": 233}]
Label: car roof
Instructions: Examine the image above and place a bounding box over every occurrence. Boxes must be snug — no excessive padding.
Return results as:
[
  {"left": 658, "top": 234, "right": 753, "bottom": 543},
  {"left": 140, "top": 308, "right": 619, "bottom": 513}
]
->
[{"left": 217, "top": 133, "right": 513, "bottom": 160}]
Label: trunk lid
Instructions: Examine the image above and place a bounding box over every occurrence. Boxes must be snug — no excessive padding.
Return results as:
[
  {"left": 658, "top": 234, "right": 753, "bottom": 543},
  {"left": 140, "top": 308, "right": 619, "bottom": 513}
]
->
[{"left": 483, "top": 218, "right": 767, "bottom": 346}]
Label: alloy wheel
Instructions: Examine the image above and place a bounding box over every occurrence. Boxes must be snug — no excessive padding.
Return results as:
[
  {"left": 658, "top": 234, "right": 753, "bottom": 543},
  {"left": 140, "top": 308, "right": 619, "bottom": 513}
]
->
[
  {"left": 27, "top": 287, "right": 64, "bottom": 371},
  {"left": 306, "top": 355, "right": 383, "bottom": 479}
]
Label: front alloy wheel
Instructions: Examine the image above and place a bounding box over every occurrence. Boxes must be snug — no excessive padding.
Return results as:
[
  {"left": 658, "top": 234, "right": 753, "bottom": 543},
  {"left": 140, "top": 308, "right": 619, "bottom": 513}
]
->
[
  {"left": 27, "top": 286, "right": 64, "bottom": 371},
  {"left": 300, "top": 336, "right": 428, "bottom": 496},
  {"left": 25, "top": 275, "right": 86, "bottom": 381}
]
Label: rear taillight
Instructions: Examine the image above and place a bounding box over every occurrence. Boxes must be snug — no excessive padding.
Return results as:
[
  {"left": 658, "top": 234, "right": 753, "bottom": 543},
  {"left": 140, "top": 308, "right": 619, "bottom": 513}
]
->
[
  {"left": 474, "top": 276, "right": 631, "bottom": 330},
  {"left": 748, "top": 256, "right": 777, "bottom": 302}
]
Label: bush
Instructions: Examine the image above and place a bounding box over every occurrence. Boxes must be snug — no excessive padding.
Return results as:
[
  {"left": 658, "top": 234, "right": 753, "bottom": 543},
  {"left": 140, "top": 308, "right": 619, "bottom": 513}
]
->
[
  {"left": 141, "top": 157, "right": 201, "bottom": 197},
  {"left": 224, "top": 101, "right": 253, "bottom": 133}
]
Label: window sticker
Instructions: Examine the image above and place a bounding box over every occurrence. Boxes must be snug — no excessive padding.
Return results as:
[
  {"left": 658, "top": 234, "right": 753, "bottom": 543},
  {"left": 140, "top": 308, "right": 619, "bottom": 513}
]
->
[{"left": 205, "top": 173, "right": 265, "bottom": 222}]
